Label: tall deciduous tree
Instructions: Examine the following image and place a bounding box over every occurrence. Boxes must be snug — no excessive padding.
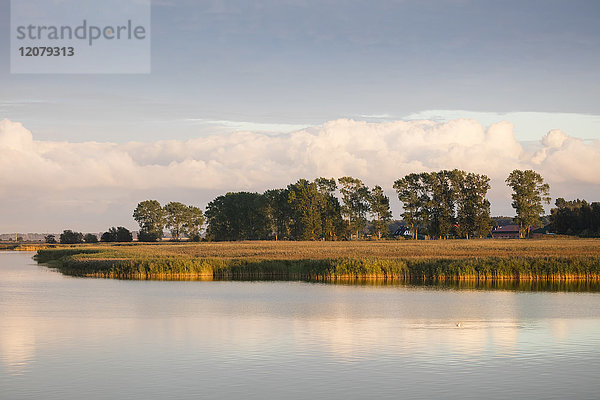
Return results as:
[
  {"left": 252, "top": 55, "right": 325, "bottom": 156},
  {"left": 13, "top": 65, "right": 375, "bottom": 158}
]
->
[
  {"left": 455, "top": 171, "right": 492, "bottom": 239},
  {"left": 393, "top": 173, "right": 429, "bottom": 239},
  {"left": 60, "top": 230, "right": 83, "bottom": 244},
  {"left": 84, "top": 233, "right": 98, "bottom": 243},
  {"left": 505, "top": 169, "right": 551, "bottom": 237},
  {"left": 264, "top": 189, "right": 290, "bottom": 241},
  {"left": 338, "top": 176, "right": 370, "bottom": 239},
  {"left": 116, "top": 227, "right": 133, "bottom": 242},
  {"left": 287, "top": 179, "right": 323, "bottom": 240},
  {"left": 315, "top": 178, "right": 344, "bottom": 240},
  {"left": 101, "top": 227, "right": 133, "bottom": 242},
  {"left": 164, "top": 201, "right": 190, "bottom": 241},
  {"left": 133, "top": 200, "right": 166, "bottom": 241},
  {"left": 205, "top": 192, "right": 269, "bottom": 241},
  {"left": 551, "top": 198, "right": 600, "bottom": 237},
  {"left": 183, "top": 205, "right": 205, "bottom": 241},
  {"left": 315, "top": 177, "right": 337, "bottom": 194},
  {"left": 426, "top": 170, "right": 456, "bottom": 239},
  {"left": 369, "top": 185, "right": 392, "bottom": 239}
]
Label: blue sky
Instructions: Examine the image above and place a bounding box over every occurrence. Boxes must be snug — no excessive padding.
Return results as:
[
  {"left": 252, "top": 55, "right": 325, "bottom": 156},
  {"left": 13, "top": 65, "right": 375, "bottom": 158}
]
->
[
  {"left": 0, "top": 0, "right": 599, "bottom": 231},
  {"left": 1, "top": 0, "right": 599, "bottom": 141}
]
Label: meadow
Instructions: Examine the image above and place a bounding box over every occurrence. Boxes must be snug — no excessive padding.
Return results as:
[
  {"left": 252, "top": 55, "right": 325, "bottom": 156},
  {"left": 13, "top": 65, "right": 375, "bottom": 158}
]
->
[{"left": 33, "top": 238, "right": 600, "bottom": 281}]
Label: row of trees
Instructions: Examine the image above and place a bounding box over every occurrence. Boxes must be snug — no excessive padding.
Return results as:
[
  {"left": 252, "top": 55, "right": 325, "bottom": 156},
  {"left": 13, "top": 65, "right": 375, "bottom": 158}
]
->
[
  {"left": 393, "top": 170, "right": 492, "bottom": 239},
  {"left": 203, "top": 170, "right": 498, "bottom": 241},
  {"left": 47, "top": 169, "right": 552, "bottom": 244},
  {"left": 203, "top": 177, "right": 393, "bottom": 241},
  {"left": 129, "top": 169, "right": 552, "bottom": 241},
  {"left": 101, "top": 227, "right": 133, "bottom": 242},
  {"left": 551, "top": 198, "right": 600, "bottom": 237},
  {"left": 393, "top": 169, "right": 552, "bottom": 239},
  {"left": 133, "top": 201, "right": 205, "bottom": 241},
  {"left": 47, "top": 227, "right": 135, "bottom": 244}
]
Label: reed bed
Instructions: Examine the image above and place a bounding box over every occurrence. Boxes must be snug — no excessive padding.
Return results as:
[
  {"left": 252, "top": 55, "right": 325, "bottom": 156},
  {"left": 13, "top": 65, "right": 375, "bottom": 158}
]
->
[
  {"left": 1, "top": 243, "right": 49, "bottom": 251},
  {"left": 34, "top": 238, "right": 600, "bottom": 281}
]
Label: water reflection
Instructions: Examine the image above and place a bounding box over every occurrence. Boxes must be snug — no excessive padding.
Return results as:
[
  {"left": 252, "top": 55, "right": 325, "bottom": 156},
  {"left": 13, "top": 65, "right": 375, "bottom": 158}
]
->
[
  {"left": 112, "top": 276, "right": 600, "bottom": 292},
  {"left": 2, "top": 252, "right": 600, "bottom": 400},
  {"left": 411, "top": 279, "right": 600, "bottom": 292},
  {"left": 0, "top": 317, "right": 36, "bottom": 375},
  {"left": 247, "top": 278, "right": 600, "bottom": 292}
]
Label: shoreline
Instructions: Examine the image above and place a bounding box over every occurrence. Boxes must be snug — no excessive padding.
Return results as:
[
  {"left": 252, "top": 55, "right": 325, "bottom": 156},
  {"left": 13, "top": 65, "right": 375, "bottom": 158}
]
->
[{"left": 34, "top": 242, "right": 600, "bottom": 282}]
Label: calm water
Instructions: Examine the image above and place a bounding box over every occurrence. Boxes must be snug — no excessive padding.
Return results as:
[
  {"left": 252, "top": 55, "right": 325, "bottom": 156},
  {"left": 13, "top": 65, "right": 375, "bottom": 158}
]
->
[{"left": 1, "top": 252, "right": 600, "bottom": 400}]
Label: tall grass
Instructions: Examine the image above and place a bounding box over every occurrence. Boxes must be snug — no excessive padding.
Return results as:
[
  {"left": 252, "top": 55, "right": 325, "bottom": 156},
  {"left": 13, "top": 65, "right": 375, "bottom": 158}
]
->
[
  {"left": 34, "top": 239, "right": 600, "bottom": 281},
  {"left": 1, "top": 243, "right": 48, "bottom": 251}
]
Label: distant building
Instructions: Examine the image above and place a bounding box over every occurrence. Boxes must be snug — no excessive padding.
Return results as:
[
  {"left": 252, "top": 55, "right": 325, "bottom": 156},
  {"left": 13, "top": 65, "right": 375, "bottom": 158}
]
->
[
  {"left": 392, "top": 226, "right": 426, "bottom": 240},
  {"left": 492, "top": 224, "right": 520, "bottom": 239},
  {"left": 393, "top": 226, "right": 412, "bottom": 238}
]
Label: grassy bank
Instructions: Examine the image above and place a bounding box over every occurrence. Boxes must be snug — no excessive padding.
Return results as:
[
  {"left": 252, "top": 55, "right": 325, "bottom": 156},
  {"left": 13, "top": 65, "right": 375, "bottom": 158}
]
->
[
  {"left": 34, "top": 238, "right": 600, "bottom": 281},
  {"left": 1, "top": 243, "right": 48, "bottom": 251}
]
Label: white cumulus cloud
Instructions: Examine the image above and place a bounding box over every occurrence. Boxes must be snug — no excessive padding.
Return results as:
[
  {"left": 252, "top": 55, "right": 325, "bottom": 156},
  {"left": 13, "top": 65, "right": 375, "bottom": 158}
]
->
[{"left": 1, "top": 117, "right": 599, "bottom": 231}]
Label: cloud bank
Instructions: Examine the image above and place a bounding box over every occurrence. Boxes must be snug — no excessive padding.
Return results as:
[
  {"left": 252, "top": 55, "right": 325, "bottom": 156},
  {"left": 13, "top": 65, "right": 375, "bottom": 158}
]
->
[{"left": 1, "top": 118, "right": 598, "bottom": 231}]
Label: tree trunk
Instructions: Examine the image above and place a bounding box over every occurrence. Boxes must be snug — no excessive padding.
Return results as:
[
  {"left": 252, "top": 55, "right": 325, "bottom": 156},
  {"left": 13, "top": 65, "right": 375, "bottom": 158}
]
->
[{"left": 519, "top": 223, "right": 524, "bottom": 238}]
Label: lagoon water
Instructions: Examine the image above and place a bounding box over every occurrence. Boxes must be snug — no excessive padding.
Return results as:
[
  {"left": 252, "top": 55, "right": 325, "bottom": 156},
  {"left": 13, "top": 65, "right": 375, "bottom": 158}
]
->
[{"left": 1, "top": 251, "right": 600, "bottom": 400}]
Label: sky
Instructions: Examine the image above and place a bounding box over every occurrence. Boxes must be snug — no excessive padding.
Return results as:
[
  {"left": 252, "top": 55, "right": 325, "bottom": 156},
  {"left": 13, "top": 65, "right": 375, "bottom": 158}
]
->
[{"left": 0, "top": 0, "right": 599, "bottom": 233}]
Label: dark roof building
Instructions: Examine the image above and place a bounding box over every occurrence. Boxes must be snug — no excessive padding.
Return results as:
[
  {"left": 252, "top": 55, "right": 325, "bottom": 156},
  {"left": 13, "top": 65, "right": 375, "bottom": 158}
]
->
[{"left": 492, "top": 224, "right": 520, "bottom": 239}]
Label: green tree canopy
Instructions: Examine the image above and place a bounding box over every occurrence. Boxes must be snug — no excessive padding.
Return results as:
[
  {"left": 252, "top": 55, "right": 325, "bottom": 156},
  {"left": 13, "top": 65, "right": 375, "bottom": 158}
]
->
[
  {"left": 506, "top": 169, "right": 551, "bottom": 237},
  {"left": 455, "top": 171, "right": 492, "bottom": 239},
  {"left": 426, "top": 170, "right": 456, "bottom": 239},
  {"left": 315, "top": 177, "right": 337, "bottom": 194},
  {"left": 393, "top": 173, "right": 429, "bottom": 239},
  {"left": 101, "top": 228, "right": 116, "bottom": 242},
  {"left": 205, "top": 192, "right": 269, "bottom": 241},
  {"left": 369, "top": 185, "right": 392, "bottom": 239},
  {"left": 164, "top": 201, "right": 190, "bottom": 241},
  {"left": 287, "top": 179, "right": 324, "bottom": 240},
  {"left": 133, "top": 200, "right": 165, "bottom": 241},
  {"left": 394, "top": 170, "right": 491, "bottom": 239},
  {"left": 315, "top": 178, "right": 344, "bottom": 241},
  {"left": 116, "top": 227, "right": 133, "bottom": 242},
  {"left": 60, "top": 230, "right": 83, "bottom": 244},
  {"left": 183, "top": 205, "right": 205, "bottom": 241},
  {"left": 264, "top": 188, "right": 291, "bottom": 241},
  {"left": 338, "top": 176, "right": 370, "bottom": 239},
  {"left": 137, "top": 230, "right": 160, "bottom": 242},
  {"left": 83, "top": 233, "right": 98, "bottom": 243},
  {"left": 101, "top": 227, "right": 133, "bottom": 242},
  {"left": 551, "top": 198, "right": 600, "bottom": 237},
  {"left": 44, "top": 234, "right": 57, "bottom": 244}
]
